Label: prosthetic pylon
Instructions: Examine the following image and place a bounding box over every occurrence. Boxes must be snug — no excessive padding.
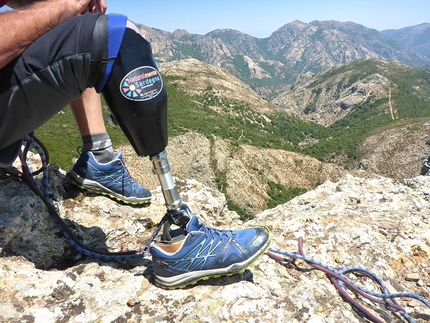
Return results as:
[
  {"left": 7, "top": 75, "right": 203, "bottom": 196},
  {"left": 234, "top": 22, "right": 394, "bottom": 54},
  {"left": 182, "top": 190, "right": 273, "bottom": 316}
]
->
[
  {"left": 150, "top": 150, "right": 184, "bottom": 211},
  {"left": 150, "top": 150, "right": 194, "bottom": 227}
]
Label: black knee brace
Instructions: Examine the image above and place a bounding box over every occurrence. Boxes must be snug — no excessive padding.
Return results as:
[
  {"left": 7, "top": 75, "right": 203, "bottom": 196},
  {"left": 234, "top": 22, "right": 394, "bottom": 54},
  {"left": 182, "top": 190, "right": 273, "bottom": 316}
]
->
[{"left": 93, "top": 15, "right": 168, "bottom": 157}]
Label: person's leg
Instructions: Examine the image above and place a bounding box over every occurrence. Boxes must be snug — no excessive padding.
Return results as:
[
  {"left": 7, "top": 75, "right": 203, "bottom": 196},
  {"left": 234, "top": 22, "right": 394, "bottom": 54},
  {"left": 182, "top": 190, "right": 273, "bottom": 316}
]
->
[
  {"left": 68, "top": 79, "right": 151, "bottom": 205},
  {"left": 70, "top": 88, "right": 115, "bottom": 162},
  {"left": 70, "top": 88, "right": 106, "bottom": 137},
  {"left": 69, "top": 16, "right": 151, "bottom": 204},
  {"left": 0, "top": 14, "right": 99, "bottom": 152},
  {"left": 0, "top": 13, "right": 150, "bottom": 204}
]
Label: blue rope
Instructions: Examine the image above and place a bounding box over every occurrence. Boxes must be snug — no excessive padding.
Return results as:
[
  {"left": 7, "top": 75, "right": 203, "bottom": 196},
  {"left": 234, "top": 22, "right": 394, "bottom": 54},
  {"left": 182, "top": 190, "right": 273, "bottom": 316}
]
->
[
  {"left": 267, "top": 237, "right": 430, "bottom": 323},
  {"left": 7, "top": 135, "right": 164, "bottom": 261}
]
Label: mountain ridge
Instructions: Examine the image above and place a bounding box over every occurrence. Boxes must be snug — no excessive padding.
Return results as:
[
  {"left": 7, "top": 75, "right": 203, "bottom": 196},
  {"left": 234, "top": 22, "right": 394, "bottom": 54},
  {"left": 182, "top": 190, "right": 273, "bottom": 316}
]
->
[
  {"left": 272, "top": 58, "right": 430, "bottom": 126},
  {"left": 137, "top": 19, "right": 430, "bottom": 99},
  {"left": 382, "top": 22, "right": 430, "bottom": 59}
]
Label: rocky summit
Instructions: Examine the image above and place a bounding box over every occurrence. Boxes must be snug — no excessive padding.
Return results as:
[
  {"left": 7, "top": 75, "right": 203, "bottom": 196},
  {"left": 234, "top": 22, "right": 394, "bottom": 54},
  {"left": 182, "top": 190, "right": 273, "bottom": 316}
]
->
[{"left": 1, "top": 150, "right": 430, "bottom": 323}]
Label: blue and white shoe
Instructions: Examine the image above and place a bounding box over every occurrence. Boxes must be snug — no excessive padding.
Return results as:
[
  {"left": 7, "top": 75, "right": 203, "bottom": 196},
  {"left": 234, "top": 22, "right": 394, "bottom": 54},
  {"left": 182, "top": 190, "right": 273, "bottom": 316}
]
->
[
  {"left": 150, "top": 210, "right": 270, "bottom": 289},
  {"left": 67, "top": 151, "right": 151, "bottom": 205}
]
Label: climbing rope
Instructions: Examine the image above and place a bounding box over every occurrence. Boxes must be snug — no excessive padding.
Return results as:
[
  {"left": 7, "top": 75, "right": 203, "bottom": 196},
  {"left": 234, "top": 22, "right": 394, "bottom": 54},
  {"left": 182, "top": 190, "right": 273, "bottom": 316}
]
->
[
  {"left": 1, "top": 134, "right": 163, "bottom": 261},
  {"left": 267, "top": 237, "right": 430, "bottom": 323}
]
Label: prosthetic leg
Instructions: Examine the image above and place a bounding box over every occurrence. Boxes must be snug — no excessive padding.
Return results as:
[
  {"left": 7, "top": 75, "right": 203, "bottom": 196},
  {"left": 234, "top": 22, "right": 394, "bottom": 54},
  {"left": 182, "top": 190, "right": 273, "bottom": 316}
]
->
[
  {"left": 93, "top": 17, "right": 270, "bottom": 288},
  {"left": 99, "top": 16, "right": 191, "bottom": 228}
]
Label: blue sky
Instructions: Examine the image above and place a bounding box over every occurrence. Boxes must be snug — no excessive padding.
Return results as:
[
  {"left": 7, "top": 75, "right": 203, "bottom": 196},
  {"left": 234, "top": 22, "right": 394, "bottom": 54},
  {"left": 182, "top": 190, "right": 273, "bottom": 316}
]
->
[{"left": 107, "top": 0, "right": 430, "bottom": 38}]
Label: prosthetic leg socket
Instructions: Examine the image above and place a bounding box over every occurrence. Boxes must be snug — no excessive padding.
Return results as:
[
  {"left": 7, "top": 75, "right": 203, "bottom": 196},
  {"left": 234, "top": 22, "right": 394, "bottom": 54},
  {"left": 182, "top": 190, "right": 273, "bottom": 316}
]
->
[{"left": 101, "top": 23, "right": 168, "bottom": 157}]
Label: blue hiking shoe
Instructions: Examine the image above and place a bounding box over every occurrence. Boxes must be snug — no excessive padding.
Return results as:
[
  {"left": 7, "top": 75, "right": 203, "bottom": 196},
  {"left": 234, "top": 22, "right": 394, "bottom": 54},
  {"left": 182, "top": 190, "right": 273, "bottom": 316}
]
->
[
  {"left": 67, "top": 151, "right": 151, "bottom": 205},
  {"left": 150, "top": 208, "right": 270, "bottom": 289}
]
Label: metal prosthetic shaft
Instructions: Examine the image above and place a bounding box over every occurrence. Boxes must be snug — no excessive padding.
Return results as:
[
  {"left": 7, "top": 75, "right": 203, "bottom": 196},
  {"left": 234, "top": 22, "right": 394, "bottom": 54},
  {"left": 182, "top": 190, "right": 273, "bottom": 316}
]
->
[
  {"left": 151, "top": 150, "right": 193, "bottom": 229},
  {"left": 151, "top": 150, "right": 182, "bottom": 211}
]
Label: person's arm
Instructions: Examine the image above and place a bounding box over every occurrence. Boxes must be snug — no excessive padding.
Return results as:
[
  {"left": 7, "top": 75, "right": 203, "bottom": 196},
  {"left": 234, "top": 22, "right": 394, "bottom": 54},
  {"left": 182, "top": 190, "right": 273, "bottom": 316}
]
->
[{"left": 0, "top": 0, "right": 107, "bottom": 69}]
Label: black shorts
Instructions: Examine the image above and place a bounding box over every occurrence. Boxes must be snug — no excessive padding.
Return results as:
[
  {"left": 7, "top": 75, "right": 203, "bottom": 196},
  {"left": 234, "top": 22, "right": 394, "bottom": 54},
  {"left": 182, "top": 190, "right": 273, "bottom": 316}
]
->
[{"left": 0, "top": 14, "right": 101, "bottom": 166}]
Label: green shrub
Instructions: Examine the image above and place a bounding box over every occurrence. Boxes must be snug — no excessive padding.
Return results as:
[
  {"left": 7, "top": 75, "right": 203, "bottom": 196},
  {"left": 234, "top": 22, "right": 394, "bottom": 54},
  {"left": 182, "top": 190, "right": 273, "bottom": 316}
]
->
[{"left": 266, "top": 181, "right": 307, "bottom": 209}]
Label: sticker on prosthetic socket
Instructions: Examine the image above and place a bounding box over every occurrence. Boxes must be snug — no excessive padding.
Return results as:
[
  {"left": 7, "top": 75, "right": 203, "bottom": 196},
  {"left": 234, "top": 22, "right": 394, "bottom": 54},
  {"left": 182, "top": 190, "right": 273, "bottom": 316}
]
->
[{"left": 120, "top": 66, "right": 163, "bottom": 101}]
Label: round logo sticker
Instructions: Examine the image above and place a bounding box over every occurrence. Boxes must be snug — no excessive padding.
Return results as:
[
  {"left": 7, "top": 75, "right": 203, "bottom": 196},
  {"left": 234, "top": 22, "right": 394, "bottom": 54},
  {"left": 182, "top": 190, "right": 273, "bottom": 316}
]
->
[{"left": 119, "top": 66, "right": 163, "bottom": 101}]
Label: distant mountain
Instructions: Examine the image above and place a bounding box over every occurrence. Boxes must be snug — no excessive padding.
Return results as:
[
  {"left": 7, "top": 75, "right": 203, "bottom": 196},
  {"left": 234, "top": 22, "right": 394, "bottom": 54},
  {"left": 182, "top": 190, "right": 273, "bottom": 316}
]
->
[
  {"left": 382, "top": 23, "right": 430, "bottom": 60},
  {"left": 267, "top": 20, "right": 428, "bottom": 70},
  {"left": 136, "top": 20, "right": 430, "bottom": 98},
  {"left": 273, "top": 58, "right": 430, "bottom": 126}
]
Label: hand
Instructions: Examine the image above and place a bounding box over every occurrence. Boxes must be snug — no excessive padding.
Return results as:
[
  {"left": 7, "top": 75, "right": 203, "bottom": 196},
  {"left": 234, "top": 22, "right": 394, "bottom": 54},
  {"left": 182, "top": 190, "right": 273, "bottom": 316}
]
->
[
  {"left": 0, "top": 0, "right": 108, "bottom": 69},
  {"left": 81, "top": 0, "right": 107, "bottom": 14}
]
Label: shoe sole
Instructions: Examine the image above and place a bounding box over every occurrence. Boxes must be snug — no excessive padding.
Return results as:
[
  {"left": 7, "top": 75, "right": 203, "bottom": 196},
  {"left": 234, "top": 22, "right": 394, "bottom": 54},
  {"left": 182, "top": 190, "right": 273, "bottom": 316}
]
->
[
  {"left": 153, "top": 230, "right": 271, "bottom": 289},
  {"left": 67, "top": 171, "right": 151, "bottom": 206}
]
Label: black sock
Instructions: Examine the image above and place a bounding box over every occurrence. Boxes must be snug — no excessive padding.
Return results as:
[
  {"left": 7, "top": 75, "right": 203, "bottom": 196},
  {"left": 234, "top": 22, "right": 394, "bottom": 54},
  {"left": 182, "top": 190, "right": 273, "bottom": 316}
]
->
[{"left": 81, "top": 133, "right": 116, "bottom": 163}]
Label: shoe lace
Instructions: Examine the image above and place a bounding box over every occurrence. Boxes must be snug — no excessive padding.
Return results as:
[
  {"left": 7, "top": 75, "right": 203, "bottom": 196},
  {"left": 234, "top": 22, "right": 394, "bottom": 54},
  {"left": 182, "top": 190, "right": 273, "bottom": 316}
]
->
[
  {"left": 118, "top": 158, "right": 136, "bottom": 186},
  {"left": 202, "top": 225, "right": 236, "bottom": 241}
]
